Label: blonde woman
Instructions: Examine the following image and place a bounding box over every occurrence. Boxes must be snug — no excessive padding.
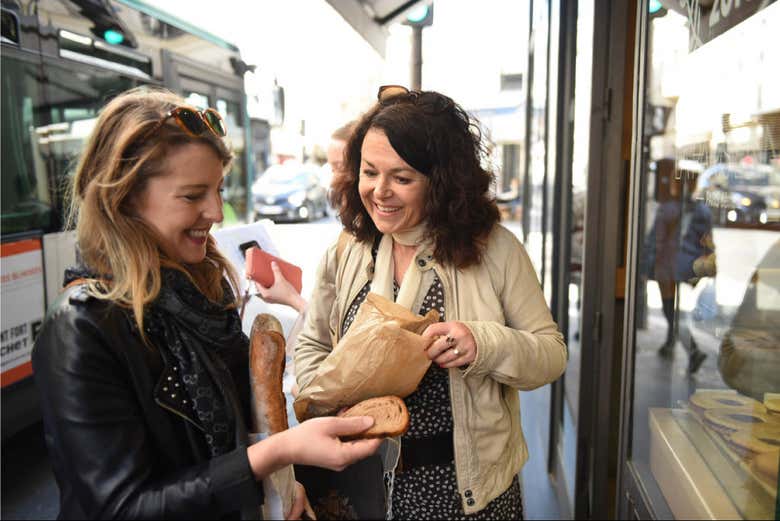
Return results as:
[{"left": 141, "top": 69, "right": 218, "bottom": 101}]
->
[{"left": 31, "top": 87, "right": 380, "bottom": 520}]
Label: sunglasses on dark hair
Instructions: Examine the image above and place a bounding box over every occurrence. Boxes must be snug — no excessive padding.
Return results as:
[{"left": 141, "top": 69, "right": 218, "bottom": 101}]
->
[
  {"left": 377, "top": 84, "right": 454, "bottom": 114},
  {"left": 378, "top": 84, "right": 416, "bottom": 102},
  {"left": 144, "top": 106, "right": 227, "bottom": 140}
]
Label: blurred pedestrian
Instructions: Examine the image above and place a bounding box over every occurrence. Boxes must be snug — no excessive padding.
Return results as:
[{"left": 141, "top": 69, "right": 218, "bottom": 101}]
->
[
  {"left": 326, "top": 121, "right": 356, "bottom": 210},
  {"left": 641, "top": 163, "right": 713, "bottom": 374},
  {"left": 31, "top": 87, "right": 381, "bottom": 520},
  {"left": 295, "top": 85, "right": 567, "bottom": 519}
]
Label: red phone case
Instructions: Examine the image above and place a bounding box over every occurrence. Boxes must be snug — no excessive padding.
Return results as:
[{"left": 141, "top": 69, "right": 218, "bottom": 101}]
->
[{"left": 245, "top": 247, "right": 302, "bottom": 294}]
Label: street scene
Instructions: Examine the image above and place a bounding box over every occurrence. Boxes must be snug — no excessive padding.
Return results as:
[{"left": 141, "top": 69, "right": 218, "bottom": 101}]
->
[{"left": 2, "top": 0, "right": 779, "bottom": 520}]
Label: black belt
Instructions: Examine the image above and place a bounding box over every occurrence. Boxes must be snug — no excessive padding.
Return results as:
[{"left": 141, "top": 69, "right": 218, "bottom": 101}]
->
[{"left": 397, "top": 432, "right": 454, "bottom": 474}]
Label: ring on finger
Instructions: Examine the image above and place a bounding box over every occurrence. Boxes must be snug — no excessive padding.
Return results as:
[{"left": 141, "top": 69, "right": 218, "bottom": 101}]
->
[{"left": 452, "top": 348, "right": 460, "bottom": 356}]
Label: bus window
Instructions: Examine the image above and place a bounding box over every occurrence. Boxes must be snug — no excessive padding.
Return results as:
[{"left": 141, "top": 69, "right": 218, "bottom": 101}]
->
[
  {"left": 218, "top": 98, "right": 246, "bottom": 223},
  {"left": 1, "top": 57, "right": 51, "bottom": 235},
  {"left": 39, "top": 64, "right": 137, "bottom": 230}
]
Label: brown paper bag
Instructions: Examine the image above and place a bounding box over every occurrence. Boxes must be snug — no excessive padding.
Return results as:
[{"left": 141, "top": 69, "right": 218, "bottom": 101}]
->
[{"left": 294, "top": 293, "right": 438, "bottom": 421}]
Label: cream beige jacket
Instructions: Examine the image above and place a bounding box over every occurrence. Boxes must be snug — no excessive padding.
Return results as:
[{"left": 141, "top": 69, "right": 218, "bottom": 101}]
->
[{"left": 295, "top": 224, "right": 567, "bottom": 514}]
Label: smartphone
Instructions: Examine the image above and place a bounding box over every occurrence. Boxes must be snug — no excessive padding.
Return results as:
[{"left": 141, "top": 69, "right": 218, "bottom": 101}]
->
[
  {"left": 239, "top": 240, "right": 261, "bottom": 259},
  {"left": 245, "top": 246, "right": 302, "bottom": 294}
]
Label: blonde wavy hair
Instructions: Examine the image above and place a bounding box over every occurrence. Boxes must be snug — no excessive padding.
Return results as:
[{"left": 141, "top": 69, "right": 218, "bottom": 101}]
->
[{"left": 67, "top": 86, "right": 240, "bottom": 337}]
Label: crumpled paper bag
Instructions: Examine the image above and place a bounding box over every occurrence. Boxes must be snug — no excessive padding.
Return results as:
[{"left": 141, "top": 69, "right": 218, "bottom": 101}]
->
[
  {"left": 249, "top": 433, "right": 297, "bottom": 520},
  {"left": 294, "top": 292, "right": 438, "bottom": 421}
]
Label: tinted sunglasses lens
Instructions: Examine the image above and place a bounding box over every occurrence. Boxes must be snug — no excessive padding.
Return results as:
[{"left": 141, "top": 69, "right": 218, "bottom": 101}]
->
[
  {"left": 378, "top": 85, "right": 409, "bottom": 102},
  {"left": 176, "top": 108, "right": 207, "bottom": 135},
  {"left": 204, "top": 110, "right": 227, "bottom": 137}
]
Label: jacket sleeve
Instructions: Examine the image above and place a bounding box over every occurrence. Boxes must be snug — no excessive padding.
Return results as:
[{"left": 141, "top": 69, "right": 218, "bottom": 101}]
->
[
  {"left": 32, "top": 302, "right": 259, "bottom": 520},
  {"left": 294, "top": 243, "right": 338, "bottom": 390},
  {"left": 461, "top": 233, "right": 567, "bottom": 390}
]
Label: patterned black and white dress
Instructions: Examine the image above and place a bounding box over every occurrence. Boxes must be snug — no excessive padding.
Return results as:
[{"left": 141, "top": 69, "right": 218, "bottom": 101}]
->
[{"left": 342, "top": 256, "right": 524, "bottom": 520}]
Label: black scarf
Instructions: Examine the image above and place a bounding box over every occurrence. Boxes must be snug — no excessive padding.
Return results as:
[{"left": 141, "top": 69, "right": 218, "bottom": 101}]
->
[
  {"left": 145, "top": 268, "right": 248, "bottom": 457},
  {"left": 63, "top": 266, "right": 248, "bottom": 457}
]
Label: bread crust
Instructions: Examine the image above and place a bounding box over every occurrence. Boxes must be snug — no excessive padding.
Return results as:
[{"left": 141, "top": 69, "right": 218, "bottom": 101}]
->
[
  {"left": 338, "top": 396, "right": 409, "bottom": 440},
  {"left": 751, "top": 449, "right": 780, "bottom": 482},
  {"left": 727, "top": 430, "right": 780, "bottom": 457},
  {"left": 249, "top": 316, "right": 289, "bottom": 434},
  {"left": 703, "top": 408, "right": 780, "bottom": 436},
  {"left": 254, "top": 313, "right": 284, "bottom": 336},
  {"left": 688, "top": 390, "right": 761, "bottom": 415}
]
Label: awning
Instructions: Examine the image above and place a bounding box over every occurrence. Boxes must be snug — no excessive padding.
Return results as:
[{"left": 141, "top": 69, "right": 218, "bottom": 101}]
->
[{"left": 325, "top": 0, "right": 424, "bottom": 57}]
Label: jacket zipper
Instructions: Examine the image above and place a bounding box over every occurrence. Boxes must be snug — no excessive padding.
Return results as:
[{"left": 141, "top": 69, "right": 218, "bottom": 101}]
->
[
  {"left": 437, "top": 266, "right": 475, "bottom": 511},
  {"left": 154, "top": 397, "right": 205, "bottom": 432}
]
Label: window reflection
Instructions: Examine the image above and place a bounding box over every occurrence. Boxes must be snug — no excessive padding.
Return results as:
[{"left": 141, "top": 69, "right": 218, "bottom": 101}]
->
[
  {"left": 525, "top": 0, "right": 549, "bottom": 277},
  {"left": 565, "top": 0, "right": 593, "bottom": 427},
  {"left": 1, "top": 58, "right": 50, "bottom": 234},
  {"left": 631, "top": 4, "right": 779, "bottom": 519},
  {"left": 1, "top": 58, "right": 136, "bottom": 235}
]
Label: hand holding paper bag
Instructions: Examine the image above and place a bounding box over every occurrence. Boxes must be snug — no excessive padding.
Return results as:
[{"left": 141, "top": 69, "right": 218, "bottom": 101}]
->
[{"left": 294, "top": 293, "right": 439, "bottom": 421}]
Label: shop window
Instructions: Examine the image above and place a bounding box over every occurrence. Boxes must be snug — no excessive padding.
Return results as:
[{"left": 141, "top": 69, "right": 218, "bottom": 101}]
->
[{"left": 629, "top": 4, "right": 780, "bottom": 519}]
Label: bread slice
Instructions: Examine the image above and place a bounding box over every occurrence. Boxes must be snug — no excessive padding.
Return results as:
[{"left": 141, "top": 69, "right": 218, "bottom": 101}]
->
[{"left": 338, "top": 396, "right": 409, "bottom": 440}]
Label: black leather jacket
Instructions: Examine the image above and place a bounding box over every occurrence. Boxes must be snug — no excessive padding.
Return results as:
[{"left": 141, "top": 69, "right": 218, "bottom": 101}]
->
[{"left": 32, "top": 284, "right": 262, "bottom": 520}]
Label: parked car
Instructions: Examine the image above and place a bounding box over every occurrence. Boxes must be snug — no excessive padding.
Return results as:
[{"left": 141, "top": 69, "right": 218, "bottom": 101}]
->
[
  {"left": 252, "top": 163, "right": 329, "bottom": 222},
  {"left": 695, "top": 163, "right": 780, "bottom": 226}
]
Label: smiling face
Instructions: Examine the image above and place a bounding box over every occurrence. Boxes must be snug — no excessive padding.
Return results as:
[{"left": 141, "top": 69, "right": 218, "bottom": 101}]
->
[
  {"left": 358, "top": 129, "right": 429, "bottom": 235},
  {"left": 132, "top": 142, "right": 225, "bottom": 265}
]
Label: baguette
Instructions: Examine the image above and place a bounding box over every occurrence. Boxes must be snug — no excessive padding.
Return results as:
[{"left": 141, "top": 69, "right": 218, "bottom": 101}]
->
[
  {"left": 338, "top": 396, "right": 409, "bottom": 440},
  {"left": 249, "top": 315, "right": 289, "bottom": 434},
  {"left": 254, "top": 313, "right": 284, "bottom": 337}
]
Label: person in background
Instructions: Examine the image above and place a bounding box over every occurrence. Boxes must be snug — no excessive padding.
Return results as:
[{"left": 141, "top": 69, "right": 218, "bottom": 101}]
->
[
  {"left": 641, "top": 161, "right": 712, "bottom": 375},
  {"left": 31, "top": 87, "right": 381, "bottom": 520},
  {"left": 253, "top": 121, "right": 358, "bottom": 395},
  {"left": 326, "top": 121, "right": 356, "bottom": 210},
  {"left": 256, "top": 120, "right": 357, "bottom": 307},
  {"left": 295, "top": 85, "right": 568, "bottom": 519}
]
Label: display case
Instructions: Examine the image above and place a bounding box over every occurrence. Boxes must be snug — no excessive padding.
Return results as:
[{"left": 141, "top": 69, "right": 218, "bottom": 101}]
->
[
  {"left": 621, "top": 1, "right": 780, "bottom": 519},
  {"left": 649, "top": 392, "right": 778, "bottom": 519}
]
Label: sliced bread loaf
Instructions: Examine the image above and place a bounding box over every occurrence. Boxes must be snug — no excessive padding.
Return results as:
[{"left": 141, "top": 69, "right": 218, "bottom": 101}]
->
[{"left": 338, "top": 396, "right": 409, "bottom": 440}]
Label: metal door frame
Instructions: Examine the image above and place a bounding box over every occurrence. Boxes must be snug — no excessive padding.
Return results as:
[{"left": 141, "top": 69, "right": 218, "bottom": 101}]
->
[
  {"left": 616, "top": 0, "right": 680, "bottom": 518},
  {"left": 547, "top": 0, "right": 634, "bottom": 518},
  {"left": 547, "top": 1, "right": 578, "bottom": 519}
]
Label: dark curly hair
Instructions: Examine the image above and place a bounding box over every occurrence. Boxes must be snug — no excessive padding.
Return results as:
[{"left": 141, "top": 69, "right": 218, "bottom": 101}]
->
[{"left": 331, "top": 89, "right": 500, "bottom": 269}]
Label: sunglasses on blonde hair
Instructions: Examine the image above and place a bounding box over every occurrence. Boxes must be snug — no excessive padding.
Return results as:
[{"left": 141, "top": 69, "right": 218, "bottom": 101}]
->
[{"left": 143, "top": 106, "right": 227, "bottom": 140}]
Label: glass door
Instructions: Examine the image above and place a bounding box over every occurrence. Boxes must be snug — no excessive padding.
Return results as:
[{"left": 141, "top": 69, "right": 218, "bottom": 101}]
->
[
  {"left": 621, "top": 2, "right": 780, "bottom": 519},
  {"left": 524, "top": 0, "right": 550, "bottom": 278},
  {"left": 558, "top": 0, "right": 594, "bottom": 513}
]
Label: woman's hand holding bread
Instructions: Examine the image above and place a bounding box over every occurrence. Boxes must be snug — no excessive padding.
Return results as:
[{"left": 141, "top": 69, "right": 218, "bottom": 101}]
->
[
  {"left": 247, "top": 416, "right": 382, "bottom": 478},
  {"left": 285, "top": 417, "right": 383, "bottom": 471}
]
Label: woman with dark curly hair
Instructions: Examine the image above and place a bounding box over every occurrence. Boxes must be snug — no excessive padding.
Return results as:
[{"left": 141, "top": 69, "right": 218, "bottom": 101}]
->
[{"left": 295, "top": 86, "right": 567, "bottom": 520}]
